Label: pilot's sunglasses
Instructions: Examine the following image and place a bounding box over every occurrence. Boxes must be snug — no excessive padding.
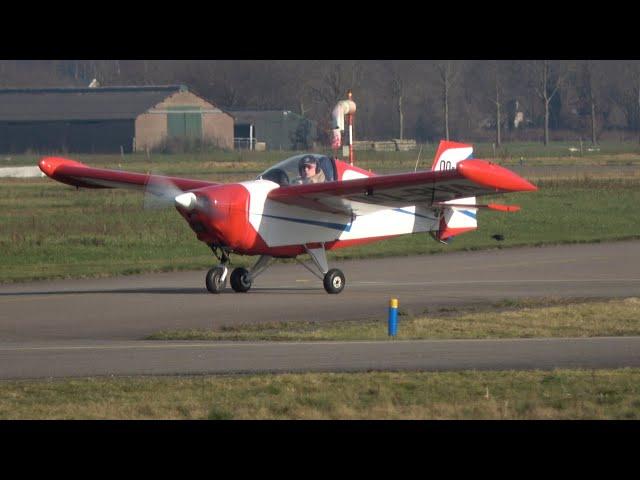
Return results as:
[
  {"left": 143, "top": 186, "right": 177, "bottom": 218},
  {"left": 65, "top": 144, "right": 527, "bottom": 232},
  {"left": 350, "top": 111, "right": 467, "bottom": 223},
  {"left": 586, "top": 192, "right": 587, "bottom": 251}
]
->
[{"left": 304, "top": 164, "right": 315, "bottom": 169}]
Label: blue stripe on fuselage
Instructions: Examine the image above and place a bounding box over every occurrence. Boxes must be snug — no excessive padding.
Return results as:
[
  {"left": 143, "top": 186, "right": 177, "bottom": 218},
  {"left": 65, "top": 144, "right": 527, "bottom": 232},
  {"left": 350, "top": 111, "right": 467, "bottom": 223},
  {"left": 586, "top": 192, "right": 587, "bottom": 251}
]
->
[
  {"left": 260, "top": 214, "right": 352, "bottom": 232},
  {"left": 393, "top": 208, "right": 437, "bottom": 221}
]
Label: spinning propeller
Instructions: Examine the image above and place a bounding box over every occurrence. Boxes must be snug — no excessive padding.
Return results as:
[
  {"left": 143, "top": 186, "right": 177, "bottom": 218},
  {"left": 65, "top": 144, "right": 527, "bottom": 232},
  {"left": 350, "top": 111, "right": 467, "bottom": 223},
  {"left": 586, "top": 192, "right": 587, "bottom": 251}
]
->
[
  {"left": 143, "top": 173, "right": 185, "bottom": 210},
  {"left": 142, "top": 173, "right": 209, "bottom": 213},
  {"left": 142, "top": 172, "right": 225, "bottom": 222}
]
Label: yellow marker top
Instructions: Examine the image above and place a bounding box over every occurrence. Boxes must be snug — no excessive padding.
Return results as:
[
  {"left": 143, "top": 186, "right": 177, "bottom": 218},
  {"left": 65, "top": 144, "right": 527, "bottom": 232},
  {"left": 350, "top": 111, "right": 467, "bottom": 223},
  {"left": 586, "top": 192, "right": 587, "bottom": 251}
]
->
[{"left": 390, "top": 298, "right": 399, "bottom": 308}]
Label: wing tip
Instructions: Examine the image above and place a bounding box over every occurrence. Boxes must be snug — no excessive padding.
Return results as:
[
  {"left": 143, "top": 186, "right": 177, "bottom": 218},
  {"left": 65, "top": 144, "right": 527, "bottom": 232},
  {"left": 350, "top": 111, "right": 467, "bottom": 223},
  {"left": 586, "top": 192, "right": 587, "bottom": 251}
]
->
[
  {"left": 39, "top": 156, "right": 85, "bottom": 177},
  {"left": 458, "top": 160, "right": 538, "bottom": 192}
]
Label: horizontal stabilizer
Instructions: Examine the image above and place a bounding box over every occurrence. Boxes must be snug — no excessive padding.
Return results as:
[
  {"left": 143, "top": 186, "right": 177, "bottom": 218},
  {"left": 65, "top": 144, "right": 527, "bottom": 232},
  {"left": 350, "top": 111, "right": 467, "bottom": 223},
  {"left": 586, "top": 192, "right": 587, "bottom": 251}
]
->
[{"left": 435, "top": 202, "right": 521, "bottom": 212}]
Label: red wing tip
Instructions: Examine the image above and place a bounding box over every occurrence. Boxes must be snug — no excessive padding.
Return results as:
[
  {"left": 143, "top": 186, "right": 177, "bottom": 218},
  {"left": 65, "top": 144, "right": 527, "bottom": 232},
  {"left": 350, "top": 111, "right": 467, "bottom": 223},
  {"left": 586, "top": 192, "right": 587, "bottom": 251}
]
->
[
  {"left": 487, "top": 204, "right": 521, "bottom": 212},
  {"left": 458, "top": 159, "right": 538, "bottom": 192},
  {"left": 39, "top": 156, "right": 84, "bottom": 176}
]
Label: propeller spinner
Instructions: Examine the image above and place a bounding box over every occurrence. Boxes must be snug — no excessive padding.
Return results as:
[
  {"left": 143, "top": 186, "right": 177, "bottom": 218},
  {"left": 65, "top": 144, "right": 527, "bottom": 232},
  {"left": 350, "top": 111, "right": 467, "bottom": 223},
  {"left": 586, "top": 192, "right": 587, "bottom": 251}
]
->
[{"left": 175, "top": 192, "right": 198, "bottom": 211}]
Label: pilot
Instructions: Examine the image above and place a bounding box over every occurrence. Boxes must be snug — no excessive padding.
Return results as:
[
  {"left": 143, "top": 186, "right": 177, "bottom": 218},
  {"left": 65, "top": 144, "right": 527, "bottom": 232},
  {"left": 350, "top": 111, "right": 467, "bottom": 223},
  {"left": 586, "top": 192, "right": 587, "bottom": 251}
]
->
[{"left": 297, "top": 155, "right": 326, "bottom": 184}]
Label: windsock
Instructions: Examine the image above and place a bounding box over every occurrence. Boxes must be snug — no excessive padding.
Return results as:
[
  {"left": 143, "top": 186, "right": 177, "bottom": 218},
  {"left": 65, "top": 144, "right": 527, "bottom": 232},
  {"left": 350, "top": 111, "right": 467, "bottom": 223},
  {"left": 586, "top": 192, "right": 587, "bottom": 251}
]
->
[{"left": 331, "top": 99, "right": 356, "bottom": 149}]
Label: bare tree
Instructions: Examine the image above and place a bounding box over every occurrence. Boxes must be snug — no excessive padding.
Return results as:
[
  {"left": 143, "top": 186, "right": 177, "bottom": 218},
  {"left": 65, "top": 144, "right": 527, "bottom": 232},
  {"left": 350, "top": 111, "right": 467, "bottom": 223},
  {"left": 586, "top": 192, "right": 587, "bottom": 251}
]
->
[
  {"left": 310, "top": 62, "right": 363, "bottom": 110},
  {"left": 308, "top": 62, "right": 364, "bottom": 142},
  {"left": 635, "top": 64, "right": 640, "bottom": 143},
  {"left": 530, "top": 60, "right": 565, "bottom": 146},
  {"left": 391, "top": 72, "right": 404, "bottom": 139},
  {"left": 436, "top": 61, "right": 459, "bottom": 140},
  {"left": 4, "top": 59, "right": 640, "bottom": 143},
  {"left": 491, "top": 61, "right": 505, "bottom": 146},
  {"left": 624, "top": 61, "right": 640, "bottom": 143},
  {"left": 606, "top": 61, "right": 640, "bottom": 143},
  {"left": 578, "top": 60, "right": 599, "bottom": 145},
  {"left": 386, "top": 61, "right": 415, "bottom": 140}
]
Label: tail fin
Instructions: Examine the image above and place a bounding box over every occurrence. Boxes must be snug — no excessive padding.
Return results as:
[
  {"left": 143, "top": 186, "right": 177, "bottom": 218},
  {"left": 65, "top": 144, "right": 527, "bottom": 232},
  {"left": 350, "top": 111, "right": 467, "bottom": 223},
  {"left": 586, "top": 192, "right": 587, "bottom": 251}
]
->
[
  {"left": 431, "top": 140, "right": 474, "bottom": 172},
  {"left": 431, "top": 140, "right": 477, "bottom": 242}
]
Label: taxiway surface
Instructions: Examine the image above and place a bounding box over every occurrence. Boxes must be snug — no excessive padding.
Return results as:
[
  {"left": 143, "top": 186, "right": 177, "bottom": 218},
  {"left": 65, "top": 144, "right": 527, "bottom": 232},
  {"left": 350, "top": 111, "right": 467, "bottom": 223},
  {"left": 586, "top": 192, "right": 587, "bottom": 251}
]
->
[{"left": 1, "top": 241, "right": 639, "bottom": 378}]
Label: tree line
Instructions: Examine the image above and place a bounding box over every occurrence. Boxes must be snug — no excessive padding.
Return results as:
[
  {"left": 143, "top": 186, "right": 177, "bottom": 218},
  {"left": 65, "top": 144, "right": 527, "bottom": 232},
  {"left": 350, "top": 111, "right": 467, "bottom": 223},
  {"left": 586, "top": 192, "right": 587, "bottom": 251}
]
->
[{"left": 2, "top": 60, "right": 640, "bottom": 145}]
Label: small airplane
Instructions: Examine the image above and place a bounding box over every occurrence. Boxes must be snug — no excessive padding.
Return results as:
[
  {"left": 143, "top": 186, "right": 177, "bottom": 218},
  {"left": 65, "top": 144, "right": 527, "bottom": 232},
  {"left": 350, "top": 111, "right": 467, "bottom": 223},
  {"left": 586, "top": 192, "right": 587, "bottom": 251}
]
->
[{"left": 38, "top": 139, "right": 537, "bottom": 294}]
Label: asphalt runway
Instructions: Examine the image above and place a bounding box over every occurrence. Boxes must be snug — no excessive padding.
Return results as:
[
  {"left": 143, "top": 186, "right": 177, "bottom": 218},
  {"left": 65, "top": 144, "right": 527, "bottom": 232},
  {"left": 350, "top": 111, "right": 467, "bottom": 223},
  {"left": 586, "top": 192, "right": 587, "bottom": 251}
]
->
[
  {"left": 2, "top": 337, "right": 640, "bottom": 380},
  {"left": 1, "top": 240, "right": 639, "bottom": 379}
]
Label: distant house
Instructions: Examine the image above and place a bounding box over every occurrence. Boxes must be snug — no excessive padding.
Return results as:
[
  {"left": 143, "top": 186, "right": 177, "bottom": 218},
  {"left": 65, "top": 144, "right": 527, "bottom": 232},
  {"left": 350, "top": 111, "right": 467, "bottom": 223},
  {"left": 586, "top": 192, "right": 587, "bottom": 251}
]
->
[
  {"left": 0, "top": 85, "right": 234, "bottom": 154},
  {"left": 228, "top": 109, "right": 316, "bottom": 151}
]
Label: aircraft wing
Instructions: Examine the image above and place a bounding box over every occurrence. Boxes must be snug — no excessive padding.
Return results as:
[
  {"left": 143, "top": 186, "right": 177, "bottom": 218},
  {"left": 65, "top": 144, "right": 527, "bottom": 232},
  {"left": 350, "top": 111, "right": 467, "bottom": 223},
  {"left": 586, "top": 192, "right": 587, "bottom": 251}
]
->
[
  {"left": 39, "top": 157, "right": 218, "bottom": 192},
  {"left": 267, "top": 159, "right": 537, "bottom": 216}
]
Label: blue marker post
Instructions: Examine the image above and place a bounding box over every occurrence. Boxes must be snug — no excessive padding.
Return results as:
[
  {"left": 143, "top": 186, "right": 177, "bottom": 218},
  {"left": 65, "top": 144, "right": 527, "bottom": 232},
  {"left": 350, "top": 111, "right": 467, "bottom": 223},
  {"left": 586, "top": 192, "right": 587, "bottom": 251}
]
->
[{"left": 388, "top": 298, "right": 399, "bottom": 337}]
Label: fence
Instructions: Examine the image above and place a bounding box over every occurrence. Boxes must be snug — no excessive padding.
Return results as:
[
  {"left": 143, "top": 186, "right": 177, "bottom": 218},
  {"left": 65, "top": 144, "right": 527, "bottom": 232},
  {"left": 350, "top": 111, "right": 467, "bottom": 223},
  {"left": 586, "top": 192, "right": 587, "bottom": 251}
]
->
[
  {"left": 353, "top": 139, "right": 417, "bottom": 152},
  {"left": 234, "top": 138, "right": 257, "bottom": 150}
]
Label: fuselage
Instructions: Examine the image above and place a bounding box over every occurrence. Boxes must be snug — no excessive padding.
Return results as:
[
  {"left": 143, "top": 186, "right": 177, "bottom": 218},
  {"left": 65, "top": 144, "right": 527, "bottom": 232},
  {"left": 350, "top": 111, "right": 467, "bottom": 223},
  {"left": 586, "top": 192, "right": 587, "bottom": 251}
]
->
[{"left": 176, "top": 158, "right": 446, "bottom": 258}]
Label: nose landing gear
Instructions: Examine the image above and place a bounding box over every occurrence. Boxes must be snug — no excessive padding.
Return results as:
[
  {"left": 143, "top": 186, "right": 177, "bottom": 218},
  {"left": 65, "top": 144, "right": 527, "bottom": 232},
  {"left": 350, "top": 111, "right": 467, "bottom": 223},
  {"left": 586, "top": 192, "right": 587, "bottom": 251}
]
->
[
  {"left": 205, "top": 265, "right": 228, "bottom": 293},
  {"left": 205, "top": 245, "right": 345, "bottom": 294},
  {"left": 205, "top": 246, "right": 231, "bottom": 294}
]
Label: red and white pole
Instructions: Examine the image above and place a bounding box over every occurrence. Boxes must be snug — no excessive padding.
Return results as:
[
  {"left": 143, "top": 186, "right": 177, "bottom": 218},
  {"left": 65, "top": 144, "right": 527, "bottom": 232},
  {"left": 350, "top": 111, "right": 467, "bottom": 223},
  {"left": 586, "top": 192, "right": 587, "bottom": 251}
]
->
[
  {"left": 347, "top": 90, "right": 354, "bottom": 166},
  {"left": 330, "top": 92, "right": 357, "bottom": 165}
]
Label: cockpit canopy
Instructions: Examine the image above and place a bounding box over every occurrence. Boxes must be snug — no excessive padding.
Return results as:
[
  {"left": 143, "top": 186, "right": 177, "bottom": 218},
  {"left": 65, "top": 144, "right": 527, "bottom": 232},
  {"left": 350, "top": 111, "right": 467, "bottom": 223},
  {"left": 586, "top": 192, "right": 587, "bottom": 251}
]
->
[{"left": 257, "top": 153, "right": 336, "bottom": 186}]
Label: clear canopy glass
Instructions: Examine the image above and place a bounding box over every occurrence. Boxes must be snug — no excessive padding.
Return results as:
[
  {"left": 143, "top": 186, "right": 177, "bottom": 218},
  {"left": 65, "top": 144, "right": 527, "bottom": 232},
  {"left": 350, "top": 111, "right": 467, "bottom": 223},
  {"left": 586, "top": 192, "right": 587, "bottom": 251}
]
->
[{"left": 257, "top": 153, "right": 335, "bottom": 186}]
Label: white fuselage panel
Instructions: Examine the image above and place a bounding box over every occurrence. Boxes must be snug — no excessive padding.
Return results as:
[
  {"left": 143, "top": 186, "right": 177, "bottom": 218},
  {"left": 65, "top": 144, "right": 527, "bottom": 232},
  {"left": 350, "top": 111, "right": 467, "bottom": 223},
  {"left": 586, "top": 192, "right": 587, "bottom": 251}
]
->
[{"left": 242, "top": 180, "right": 440, "bottom": 247}]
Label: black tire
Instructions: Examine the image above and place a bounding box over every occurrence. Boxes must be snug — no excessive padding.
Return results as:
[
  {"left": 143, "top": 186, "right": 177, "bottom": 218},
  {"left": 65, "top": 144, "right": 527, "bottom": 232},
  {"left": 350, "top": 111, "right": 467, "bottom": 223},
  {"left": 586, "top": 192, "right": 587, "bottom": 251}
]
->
[
  {"left": 205, "top": 266, "right": 227, "bottom": 294},
  {"left": 323, "top": 268, "right": 345, "bottom": 294},
  {"left": 230, "top": 267, "right": 252, "bottom": 293}
]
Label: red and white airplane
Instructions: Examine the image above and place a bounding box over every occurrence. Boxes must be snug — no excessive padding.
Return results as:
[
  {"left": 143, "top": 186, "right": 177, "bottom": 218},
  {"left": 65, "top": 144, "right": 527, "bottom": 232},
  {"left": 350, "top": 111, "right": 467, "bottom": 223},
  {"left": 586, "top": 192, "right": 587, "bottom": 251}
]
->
[{"left": 39, "top": 140, "right": 536, "bottom": 294}]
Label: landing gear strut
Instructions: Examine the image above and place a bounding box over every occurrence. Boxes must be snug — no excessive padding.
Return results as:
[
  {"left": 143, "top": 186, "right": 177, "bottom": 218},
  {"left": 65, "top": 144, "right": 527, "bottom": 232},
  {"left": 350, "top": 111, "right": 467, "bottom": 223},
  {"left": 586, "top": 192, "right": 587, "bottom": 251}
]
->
[
  {"left": 205, "top": 245, "right": 345, "bottom": 294},
  {"left": 297, "top": 244, "right": 346, "bottom": 294},
  {"left": 205, "top": 246, "right": 231, "bottom": 294}
]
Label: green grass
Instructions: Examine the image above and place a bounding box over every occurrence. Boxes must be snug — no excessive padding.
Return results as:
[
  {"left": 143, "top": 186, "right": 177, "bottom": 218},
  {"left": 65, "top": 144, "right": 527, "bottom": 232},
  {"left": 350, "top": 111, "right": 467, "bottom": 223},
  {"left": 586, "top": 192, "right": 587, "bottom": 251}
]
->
[
  {"left": 1, "top": 162, "right": 640, "bottom": 283},
  {"left": 147, "top": 297, "right": 640, "bottom": 341},
  {"left": 1, "top": 369, "right": 639, "bottom": 419},
  {"left": 4, "top": 141, "right": 640, "bottom": 171},
  {"left": 330, "top": 176, "right": 640, "bottom": 260}
]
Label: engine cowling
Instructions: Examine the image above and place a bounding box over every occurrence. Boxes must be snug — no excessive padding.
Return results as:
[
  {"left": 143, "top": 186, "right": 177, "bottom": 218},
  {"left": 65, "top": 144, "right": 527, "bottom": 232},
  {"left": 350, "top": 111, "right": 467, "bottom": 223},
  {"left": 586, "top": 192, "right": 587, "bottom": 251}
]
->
[{"left": 176, "top": 184, "right": 254, "bottom": 252}]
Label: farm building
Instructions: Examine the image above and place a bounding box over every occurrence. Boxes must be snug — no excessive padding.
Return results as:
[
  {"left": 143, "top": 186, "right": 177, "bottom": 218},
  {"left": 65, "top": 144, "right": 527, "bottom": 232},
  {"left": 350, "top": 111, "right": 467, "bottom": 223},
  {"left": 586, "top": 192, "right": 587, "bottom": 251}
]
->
[
  {"left": 0, "top": 85, "right": 234, "bottom": 154},
  {"left": 228, "top": 109, "right": 316, "bottom": 151}
]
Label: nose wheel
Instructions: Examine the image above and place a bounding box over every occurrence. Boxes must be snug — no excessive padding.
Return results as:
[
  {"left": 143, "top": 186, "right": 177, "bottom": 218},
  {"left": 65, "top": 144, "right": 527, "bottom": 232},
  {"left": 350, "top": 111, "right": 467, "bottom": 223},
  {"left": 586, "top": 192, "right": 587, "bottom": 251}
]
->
[
  {"left": 205, "top": 246, "right": 231, "bottom": 294},
  {"left": 205, "top": 266, "right": 228, "bottom": 293}
]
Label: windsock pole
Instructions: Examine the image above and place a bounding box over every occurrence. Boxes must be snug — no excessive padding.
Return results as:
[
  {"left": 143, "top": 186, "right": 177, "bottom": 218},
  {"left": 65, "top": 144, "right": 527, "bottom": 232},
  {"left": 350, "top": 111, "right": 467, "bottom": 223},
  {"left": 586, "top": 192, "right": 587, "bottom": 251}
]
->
[
  {"left": 331, "top": 92, "right": 356, "bottom": 166},
  {"left": 347, "top": 90, "right": 354, "bottom": 166}
]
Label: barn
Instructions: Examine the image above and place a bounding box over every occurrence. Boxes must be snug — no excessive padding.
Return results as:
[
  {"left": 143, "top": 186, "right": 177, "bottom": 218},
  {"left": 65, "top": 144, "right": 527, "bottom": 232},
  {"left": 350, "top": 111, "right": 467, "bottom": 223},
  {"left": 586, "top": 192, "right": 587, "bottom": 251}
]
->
[{"left": 0, "top": 85, "right": 234, "bottom": 154}]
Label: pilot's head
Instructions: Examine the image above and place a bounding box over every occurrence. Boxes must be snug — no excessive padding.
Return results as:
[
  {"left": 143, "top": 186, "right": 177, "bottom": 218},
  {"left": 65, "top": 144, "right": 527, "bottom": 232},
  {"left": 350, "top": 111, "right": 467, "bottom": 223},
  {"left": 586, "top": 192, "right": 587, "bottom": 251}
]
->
[{"left": 299, "top": 155, "right": 318, "bottom": 178}]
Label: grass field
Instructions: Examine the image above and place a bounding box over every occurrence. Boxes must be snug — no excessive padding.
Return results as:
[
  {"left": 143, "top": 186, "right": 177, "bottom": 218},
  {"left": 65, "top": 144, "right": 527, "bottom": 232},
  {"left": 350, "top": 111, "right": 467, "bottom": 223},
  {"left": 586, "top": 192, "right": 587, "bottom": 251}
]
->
[
  {"left": 4, "top": 140, "right": 640, "bottom": 169},
  {"left": 2, "top": 147, "right": 639, "bottom": 420},
  {"left": 2, "top": 145, "right": 640, "bottom": 283},
  {"left": 2, "top": 174, "right": 639, "bottom": 283},
  {"left": 147, "top": 297, "right": 640, "bottom": 342},
  {"left": 1, "top": 369, "right": 639, "bottom": 419}
]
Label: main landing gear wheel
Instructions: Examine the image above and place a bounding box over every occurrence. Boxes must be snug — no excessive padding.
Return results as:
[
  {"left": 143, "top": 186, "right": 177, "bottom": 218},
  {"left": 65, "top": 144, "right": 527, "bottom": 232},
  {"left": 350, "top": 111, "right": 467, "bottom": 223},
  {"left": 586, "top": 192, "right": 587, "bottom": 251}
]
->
[
  {"left": 323, "top": 268, "right": 345, "bottom": 294},
  {"left": 230, "top": 267, "right": 252, "bottom": 293},
  {"left": 205, "top": 266, "right": 227, "bottom": 294}
]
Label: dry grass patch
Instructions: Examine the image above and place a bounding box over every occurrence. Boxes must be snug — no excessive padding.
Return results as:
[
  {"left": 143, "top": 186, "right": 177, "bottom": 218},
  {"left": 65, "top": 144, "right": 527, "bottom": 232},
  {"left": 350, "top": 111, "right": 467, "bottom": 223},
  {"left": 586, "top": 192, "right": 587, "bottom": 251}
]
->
[
  {"left": 1, "top": 369, "right": 640, "bottom": 419},
  {"left": 149, "top": 297, "right": 640, "bottom": 341}
]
